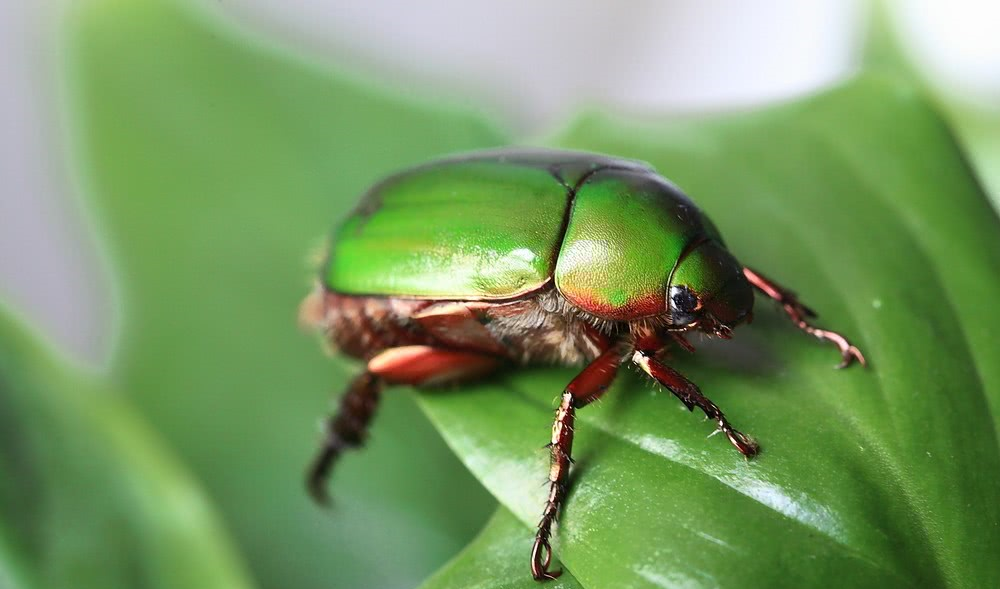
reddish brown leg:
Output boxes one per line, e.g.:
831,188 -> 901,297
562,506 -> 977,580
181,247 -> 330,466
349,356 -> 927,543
743,266 -> 866,368
367,345 -> 499,386
632,349 -> 759,457
307,346 -> 499,505
532,347 -> 622,581
307,372 -> 383,504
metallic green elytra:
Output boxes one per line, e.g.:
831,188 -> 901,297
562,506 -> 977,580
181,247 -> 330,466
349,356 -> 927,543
325,148 -> 752,323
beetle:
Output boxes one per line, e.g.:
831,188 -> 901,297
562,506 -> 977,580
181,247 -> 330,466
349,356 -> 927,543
300,147 -> 865,581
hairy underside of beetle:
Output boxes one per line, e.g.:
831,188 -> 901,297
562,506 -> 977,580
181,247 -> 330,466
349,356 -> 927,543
300,285 -> 610,370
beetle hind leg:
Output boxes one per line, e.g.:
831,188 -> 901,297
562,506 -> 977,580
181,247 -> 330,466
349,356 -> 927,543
307,346 -> 500,505
307,372 -> 383,505
743,266 -> 866,368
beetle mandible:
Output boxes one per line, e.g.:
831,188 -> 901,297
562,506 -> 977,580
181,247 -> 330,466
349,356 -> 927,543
300,148 -> 866,581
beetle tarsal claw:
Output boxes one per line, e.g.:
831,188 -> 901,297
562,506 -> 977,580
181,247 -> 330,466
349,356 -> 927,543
305,458 -> 334,507
721,426 -> 759,458
530,537 -> 562,581
836,344 -> 867,369
808,327 -> 866,369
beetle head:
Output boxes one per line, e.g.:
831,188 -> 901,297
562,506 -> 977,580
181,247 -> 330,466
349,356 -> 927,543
667,239 -> 753,336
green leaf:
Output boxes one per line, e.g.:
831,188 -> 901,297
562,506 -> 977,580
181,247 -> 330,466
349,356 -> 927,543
418,76 -> 1000,588
0,308 -> 253,589
418,507 -> 582,589
65,1 -> 504,587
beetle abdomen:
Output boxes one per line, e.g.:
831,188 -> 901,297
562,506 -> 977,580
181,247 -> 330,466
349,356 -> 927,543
300,289 -> 436,358
302,288 -> 603,367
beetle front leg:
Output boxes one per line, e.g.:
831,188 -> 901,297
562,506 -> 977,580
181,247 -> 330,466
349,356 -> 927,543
743,266 -> 866,368
532,347 -> 623,581
632,349 -> 758,457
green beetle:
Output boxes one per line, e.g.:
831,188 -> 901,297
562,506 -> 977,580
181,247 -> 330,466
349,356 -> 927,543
301,147 -> 865,581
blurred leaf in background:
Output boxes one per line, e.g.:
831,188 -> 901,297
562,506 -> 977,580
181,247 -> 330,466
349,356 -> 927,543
419,76 -> 1000,587
37,0 -> 1000,587
948,108 -> 1000,211
0,308 -> 253,589
66,0 -> 502,587
867,0 -> 1000,213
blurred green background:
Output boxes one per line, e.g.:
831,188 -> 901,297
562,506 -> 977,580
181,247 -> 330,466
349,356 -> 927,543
65,2 -> 502,588
2,0 -> 1000,588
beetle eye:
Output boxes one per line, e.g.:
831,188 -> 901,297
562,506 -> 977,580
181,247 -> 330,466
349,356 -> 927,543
669,285 -> 701,319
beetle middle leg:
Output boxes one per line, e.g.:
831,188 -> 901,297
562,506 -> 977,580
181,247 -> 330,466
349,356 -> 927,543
532,346 -> 623,581
743,266 -> 865,368
632,347 -> 758,457
307,345 -> 499,505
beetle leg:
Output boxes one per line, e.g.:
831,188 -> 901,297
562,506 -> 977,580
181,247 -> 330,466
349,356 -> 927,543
743,266 -> 866,369
367,345 -> 500,386
532,347 -> 623,581
632,350 -> 759,457
307,372 -> 383,505
307,346 -> 499,505
411,302 -> 509,356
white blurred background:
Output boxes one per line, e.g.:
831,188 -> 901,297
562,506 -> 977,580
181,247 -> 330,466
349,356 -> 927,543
2,0 -> 998,364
